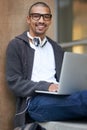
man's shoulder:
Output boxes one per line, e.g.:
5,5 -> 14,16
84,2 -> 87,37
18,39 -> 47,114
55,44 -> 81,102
46,36 -> 57,44
15,31 -> 27,40
46,36 -> 62,49
8,31 -> 28,46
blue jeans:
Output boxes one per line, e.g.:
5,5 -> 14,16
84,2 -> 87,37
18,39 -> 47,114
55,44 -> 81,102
28,91 -> 87,122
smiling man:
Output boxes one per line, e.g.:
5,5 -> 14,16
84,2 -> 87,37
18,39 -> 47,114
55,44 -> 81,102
6,2 -> 87,128
27,3 -> 52,38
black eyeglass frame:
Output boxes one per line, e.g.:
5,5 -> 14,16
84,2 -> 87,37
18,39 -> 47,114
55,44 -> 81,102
29,13 -> 52,21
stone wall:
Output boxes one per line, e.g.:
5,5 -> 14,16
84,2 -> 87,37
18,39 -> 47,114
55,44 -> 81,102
0,0 -> 55,130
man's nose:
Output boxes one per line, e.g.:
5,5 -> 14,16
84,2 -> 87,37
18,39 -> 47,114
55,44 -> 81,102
39,16 -> 44,22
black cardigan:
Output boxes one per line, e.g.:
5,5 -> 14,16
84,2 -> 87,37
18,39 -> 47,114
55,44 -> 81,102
6,31 -> 64,127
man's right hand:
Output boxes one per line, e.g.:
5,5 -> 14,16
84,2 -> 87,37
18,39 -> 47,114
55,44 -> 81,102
48,83 -> 59,92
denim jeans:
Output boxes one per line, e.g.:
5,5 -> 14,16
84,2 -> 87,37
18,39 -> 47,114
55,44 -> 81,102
28,91 -> 87,122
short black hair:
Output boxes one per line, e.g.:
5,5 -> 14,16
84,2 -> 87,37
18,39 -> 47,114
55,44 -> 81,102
28,2 -> 51,15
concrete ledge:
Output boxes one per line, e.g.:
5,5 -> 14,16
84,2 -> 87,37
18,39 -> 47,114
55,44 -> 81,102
14,121 -> 87,130
39,121 -> 87,130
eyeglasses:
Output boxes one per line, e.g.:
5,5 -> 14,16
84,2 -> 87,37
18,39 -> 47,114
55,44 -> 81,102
29,13 -> 52,21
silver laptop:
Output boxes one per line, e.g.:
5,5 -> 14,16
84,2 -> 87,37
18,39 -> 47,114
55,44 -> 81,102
35,52 -> 87,95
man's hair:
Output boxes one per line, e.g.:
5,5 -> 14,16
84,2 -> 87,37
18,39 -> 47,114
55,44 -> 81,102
28,2 -> 51,15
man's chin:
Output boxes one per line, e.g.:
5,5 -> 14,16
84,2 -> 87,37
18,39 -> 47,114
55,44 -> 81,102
35,31 -> 45,36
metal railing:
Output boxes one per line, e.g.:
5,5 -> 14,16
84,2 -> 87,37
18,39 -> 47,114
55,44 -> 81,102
59,39 -> 87,49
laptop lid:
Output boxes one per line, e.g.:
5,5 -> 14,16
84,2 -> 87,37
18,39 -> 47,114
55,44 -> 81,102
58,52 -> 87,95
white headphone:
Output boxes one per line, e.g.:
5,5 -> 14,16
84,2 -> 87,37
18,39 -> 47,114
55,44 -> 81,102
27,32 -> 47,47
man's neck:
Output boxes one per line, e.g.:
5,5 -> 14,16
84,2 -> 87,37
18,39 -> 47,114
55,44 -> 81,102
29,31 -> 45,41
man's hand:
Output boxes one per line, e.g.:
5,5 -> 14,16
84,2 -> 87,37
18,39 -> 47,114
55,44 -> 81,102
48,83 -> 59,92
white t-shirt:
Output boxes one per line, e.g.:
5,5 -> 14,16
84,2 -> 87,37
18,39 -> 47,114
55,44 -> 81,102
27,32 -> 58,84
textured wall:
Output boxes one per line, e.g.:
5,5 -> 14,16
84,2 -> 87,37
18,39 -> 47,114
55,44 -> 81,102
0,0 -> 55,130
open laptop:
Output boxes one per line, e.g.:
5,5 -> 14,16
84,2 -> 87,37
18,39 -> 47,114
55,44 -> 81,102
35,52 -> 87,95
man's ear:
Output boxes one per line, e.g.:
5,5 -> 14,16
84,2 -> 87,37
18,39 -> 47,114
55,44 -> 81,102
26,16 -> 30,24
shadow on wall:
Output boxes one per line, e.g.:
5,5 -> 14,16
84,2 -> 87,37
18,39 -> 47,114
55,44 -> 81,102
0,45 -> 16,130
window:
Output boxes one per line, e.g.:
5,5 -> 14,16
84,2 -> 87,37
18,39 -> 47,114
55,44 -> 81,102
57,0 -> 87,53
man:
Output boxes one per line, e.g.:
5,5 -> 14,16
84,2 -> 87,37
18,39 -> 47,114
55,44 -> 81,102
6,2 -> 87,128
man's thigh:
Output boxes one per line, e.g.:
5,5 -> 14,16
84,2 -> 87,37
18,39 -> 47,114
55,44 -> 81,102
28,91 -> 87,121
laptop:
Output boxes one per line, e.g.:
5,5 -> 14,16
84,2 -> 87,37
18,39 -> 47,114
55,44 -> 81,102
35,52 -> 87,95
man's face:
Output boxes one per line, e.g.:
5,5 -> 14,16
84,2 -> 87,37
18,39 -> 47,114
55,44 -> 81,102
27,6 -> 52,38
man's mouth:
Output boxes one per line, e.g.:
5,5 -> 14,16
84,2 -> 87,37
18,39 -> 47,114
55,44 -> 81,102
36,24 -> 46,30
38,25 -> 45,29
